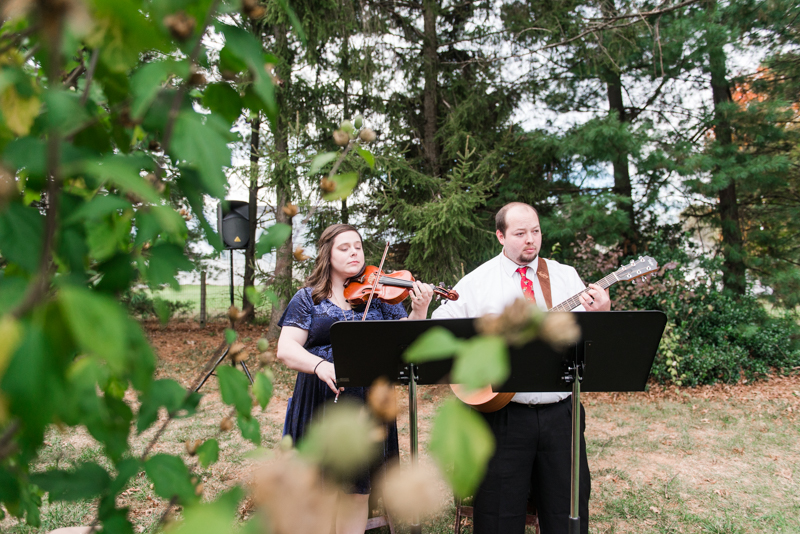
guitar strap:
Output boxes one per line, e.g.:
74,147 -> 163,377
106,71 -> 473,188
536,256 -> 553,309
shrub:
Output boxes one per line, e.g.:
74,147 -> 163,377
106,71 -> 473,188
563,231 -> 800,385
121,289 -> 193,321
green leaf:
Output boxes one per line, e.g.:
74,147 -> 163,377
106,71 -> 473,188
196,439 -> 220,467
30,463 -> 110,502
93,0 -> 171,71
59,285 -> 128,372
43,89 -> 89,134
82,155 -> 160,204
309,152 -> 338,175
203,83 -> 242,125
65,195 -> 132,225
144,454 -> 198,505
1,324 -> 63,455
237,415 -> 261,446
219,25 -> 277,125
224,329 -> 237,344
355,146 -> 375,169
256,223 -> 291,257
85,210 -> 132,262
3,137 -> 46,179
146,243 -> 195,289
130,61 -> 180,119
0,202 -> 43,273
0,276 -> 27,315
95,253 -> 136,293
428,398 -> 495,498
137,379 -> 187,433
322,172 -> 358,201
253,372 -> 273,410
216,366 -> 251,417
404,326 -> 464,363
170,111 -> 233,199
166,488 -> 242,534
451,336 -> 509,391
151,205 -> 187,241
244,286 -> 262,307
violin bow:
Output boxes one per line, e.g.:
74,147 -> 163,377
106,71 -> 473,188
361,240 -> 390,320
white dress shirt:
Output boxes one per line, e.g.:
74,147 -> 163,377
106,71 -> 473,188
432,250 -> 587,404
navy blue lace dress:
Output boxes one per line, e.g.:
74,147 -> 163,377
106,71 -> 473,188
278,287 -> 406,494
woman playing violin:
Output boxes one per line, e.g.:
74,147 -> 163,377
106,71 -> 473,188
276,223 -> 433,534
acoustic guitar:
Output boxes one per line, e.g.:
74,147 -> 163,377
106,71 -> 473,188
450,256 -> 659,412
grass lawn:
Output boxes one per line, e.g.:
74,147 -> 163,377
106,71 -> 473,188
2,321 -> 798,533
146,285 -> 274,320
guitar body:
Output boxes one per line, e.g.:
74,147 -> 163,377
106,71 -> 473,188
448,256 -> 659,413
450,384 -> 515,413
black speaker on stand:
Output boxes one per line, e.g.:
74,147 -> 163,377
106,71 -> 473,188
217,200 -> 250,306
196,200 -> 254,389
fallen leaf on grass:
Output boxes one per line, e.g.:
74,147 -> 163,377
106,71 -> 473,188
649,506 -> 660,514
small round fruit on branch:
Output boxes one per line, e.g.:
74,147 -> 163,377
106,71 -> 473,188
333,129 -> 350,146
293,247 -> 310,262
320,177 -> 337,193
282,203 -> 299,217
359,128 -> 376,144
163,11 -> 196,41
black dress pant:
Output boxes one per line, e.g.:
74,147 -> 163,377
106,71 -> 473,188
473,399 -> 591,534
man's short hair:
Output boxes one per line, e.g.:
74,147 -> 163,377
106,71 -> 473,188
495,202 -> 539,235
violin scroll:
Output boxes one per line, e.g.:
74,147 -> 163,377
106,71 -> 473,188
433,286 -> 459,301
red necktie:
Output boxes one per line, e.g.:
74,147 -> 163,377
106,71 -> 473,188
516,266 -> 536,303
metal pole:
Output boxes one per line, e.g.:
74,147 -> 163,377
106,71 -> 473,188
409,363 -> 422,534
568,364 -> 581,534
199,270 -> 207,327
229,249 -> 234,307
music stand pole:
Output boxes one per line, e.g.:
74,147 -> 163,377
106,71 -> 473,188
568,355 -> 582,534
408,363 -> 422,534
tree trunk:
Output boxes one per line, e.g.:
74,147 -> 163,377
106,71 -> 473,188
242,115 -> 261,321
268,24 -> 294,339
606,74 -> 638,252
601,0 -> 638,252
422,0 -> 439,177
707,0 -> 746,294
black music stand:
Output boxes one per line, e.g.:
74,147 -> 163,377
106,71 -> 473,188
331,311 -> 666,534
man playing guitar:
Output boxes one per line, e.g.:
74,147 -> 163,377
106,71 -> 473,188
432,202 -> 610,534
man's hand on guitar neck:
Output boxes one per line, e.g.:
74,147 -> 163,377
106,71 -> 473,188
578,282 -> 611,311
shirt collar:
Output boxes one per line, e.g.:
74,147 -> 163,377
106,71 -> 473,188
499,249 -> 539,278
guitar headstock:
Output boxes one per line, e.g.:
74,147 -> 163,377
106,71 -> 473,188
614,256 -> 659,281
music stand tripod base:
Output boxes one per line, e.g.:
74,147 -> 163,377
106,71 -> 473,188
194,345 -> 254,393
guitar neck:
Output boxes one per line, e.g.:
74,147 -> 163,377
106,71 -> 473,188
548,272 -> 619,312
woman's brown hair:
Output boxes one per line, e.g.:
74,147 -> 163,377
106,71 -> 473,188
306,224 -> 363,304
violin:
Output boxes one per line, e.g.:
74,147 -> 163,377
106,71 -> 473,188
343,265 -> 459,305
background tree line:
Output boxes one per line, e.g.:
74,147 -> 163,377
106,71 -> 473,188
225,0 -> 800,379
0,0 -> 799,530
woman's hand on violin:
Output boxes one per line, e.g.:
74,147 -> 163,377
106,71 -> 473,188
314,360 -> 341,394
408,280 -> 434,320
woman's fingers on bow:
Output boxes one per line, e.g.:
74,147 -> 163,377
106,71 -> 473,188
317,361 -> 339,394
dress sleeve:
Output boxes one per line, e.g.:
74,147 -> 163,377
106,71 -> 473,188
378,300 -> 408,321
277,288 -> 314,330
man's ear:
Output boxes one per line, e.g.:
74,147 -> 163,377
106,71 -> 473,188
496,229 -> 505,245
